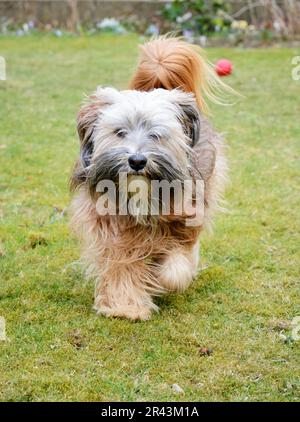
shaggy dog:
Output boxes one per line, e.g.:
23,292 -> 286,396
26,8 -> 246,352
70,37 -> 230,320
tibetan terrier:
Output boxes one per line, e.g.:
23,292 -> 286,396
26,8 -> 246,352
69,37 -> 230,320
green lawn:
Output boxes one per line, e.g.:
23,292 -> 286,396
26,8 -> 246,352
0,34 -> 299,402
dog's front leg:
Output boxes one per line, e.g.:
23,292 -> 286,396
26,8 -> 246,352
93,262 -> 157,321
157,242 -> 200,293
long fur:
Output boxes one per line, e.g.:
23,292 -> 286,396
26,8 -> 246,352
69,36 -> 229,320
129,35 -> 234,113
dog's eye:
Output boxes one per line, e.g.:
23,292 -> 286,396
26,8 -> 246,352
149,133 -> 160,142
114,129 -> 127,138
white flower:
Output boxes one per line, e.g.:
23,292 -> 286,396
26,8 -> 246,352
54,29 -> 62,37
146,24 -> 159,36
97,18 -> 126,34
273,21 -> 281,32
231,20 -> 248,31
199,35 -> 207,47
176,12 -> 192,24
97,18 -> 119,30
239,20 -> 248,30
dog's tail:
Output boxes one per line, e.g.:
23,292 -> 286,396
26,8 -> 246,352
129,36 -> 235,114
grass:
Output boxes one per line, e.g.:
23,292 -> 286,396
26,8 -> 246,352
0,33 -> 299,402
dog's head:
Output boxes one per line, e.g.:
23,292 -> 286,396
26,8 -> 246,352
71,87 -> 215,196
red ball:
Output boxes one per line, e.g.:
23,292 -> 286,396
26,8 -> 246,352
215,59 -> 233,76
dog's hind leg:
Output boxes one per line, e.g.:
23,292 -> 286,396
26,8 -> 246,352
157,242 -> 200,293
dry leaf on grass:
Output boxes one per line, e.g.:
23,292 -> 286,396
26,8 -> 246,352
171,383 -> 184,394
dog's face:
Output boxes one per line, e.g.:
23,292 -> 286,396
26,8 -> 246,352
72,87 -> 204,193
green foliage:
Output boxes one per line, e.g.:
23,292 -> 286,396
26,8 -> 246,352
0,34 -> 299,401
162,0 -> 230,35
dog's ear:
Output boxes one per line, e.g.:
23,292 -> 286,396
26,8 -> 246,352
70,87 -> 119,191
77,87 -> 120,167
77,100 -> 99,168
179,102 -> 201,147
170,91 -> 216,180
168,90 -> 201,147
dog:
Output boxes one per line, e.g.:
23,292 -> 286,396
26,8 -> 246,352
69,37 -> 230,320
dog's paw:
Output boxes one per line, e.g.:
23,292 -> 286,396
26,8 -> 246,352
94,300 -> 153,321
158,252 -> 195,292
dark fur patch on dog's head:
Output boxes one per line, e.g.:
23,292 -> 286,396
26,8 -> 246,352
179,103 -> 201,147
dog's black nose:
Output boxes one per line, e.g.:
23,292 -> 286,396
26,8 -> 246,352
128,154 -> 147,171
